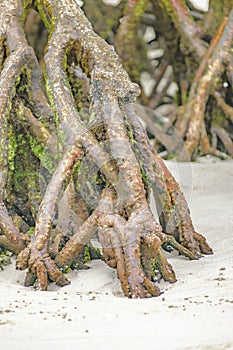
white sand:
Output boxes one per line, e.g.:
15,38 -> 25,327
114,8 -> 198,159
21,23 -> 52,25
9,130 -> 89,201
0,157 -> 233,350
189,0 -> 209,12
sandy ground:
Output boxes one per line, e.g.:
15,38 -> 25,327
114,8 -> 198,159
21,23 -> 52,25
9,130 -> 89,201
0,157 -> 233,350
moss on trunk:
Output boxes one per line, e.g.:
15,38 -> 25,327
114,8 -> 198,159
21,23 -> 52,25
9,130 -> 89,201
0,0 -> 215,297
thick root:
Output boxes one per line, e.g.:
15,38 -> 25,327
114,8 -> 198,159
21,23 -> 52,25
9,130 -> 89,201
0,0 -> 214,299
17,249 -> 70,290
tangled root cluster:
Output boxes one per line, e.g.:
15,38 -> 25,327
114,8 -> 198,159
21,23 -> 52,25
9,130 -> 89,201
0,0 -> 212,298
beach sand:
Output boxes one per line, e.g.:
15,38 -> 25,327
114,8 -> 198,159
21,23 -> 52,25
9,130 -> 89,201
0,157 -> 233,350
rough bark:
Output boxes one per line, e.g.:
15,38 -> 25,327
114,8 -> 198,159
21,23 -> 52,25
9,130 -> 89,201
0,0 -> 212,297
82,0 -> 233,160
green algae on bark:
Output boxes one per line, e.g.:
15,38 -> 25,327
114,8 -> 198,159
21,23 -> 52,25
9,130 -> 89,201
0,0 -> 214,298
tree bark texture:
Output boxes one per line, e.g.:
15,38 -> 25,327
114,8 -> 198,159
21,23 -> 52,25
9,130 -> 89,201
83,0 -> 233,160
0,0 -> 212,298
